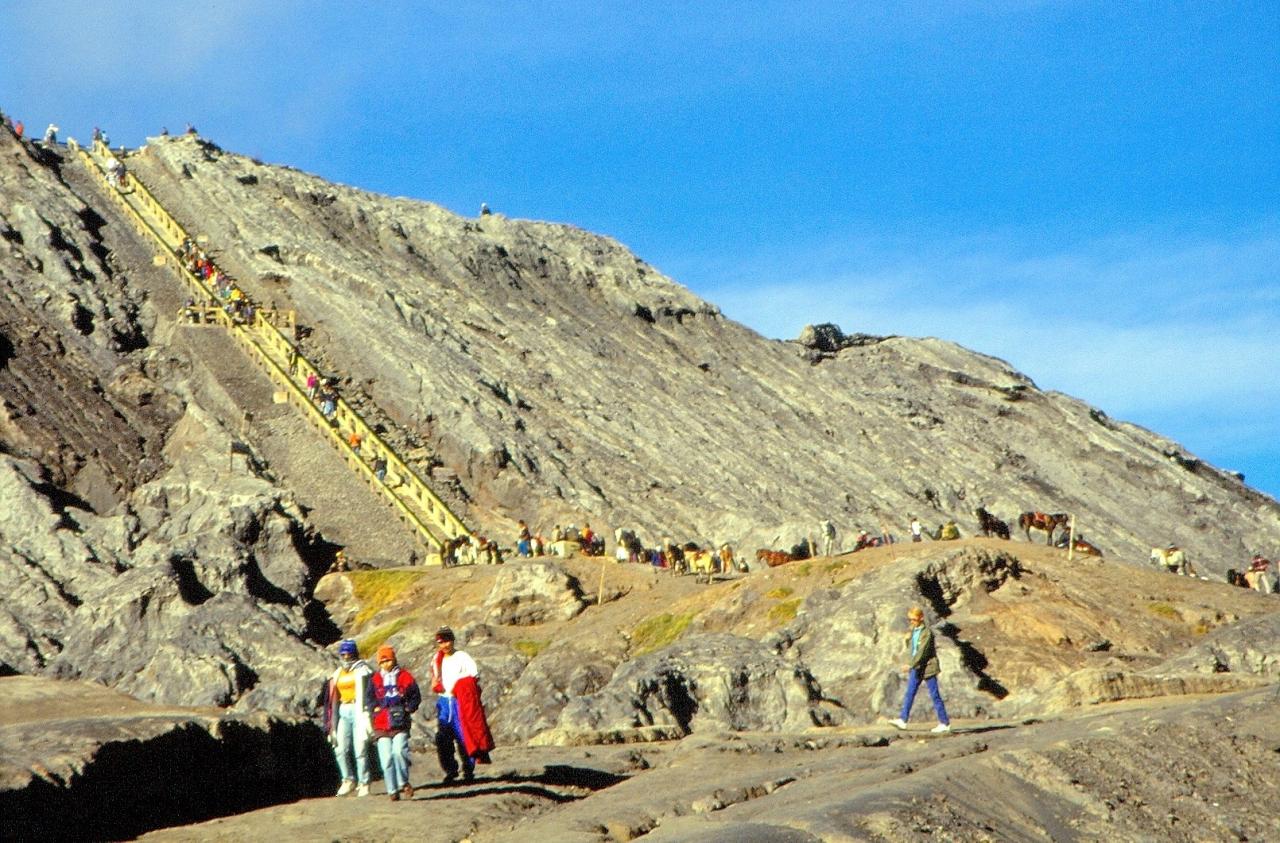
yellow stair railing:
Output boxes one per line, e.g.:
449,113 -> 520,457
72,138 -> 471,560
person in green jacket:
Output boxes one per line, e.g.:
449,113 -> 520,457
889,606 -> 951,733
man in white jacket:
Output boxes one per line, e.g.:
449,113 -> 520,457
323,639 -> 373,796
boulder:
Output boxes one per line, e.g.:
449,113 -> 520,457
482,561 -> 586,625
545,634 -> 823,741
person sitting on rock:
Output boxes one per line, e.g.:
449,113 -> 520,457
939,520 -> 960,541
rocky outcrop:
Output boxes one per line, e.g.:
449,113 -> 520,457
481,562 -> 587,625
546,634 -> 824,742
0,677 -> 332,841
0,407 -> 333,711
1151,611 -> 1280,678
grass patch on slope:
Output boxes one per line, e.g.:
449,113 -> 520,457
765,587 -> 794,599
631,612 -> 697,656
356,616 -> 413,657
347,570 -> 426,628
768,598 -> 802,625
1147,602 -> 1180,621
513,640 -> 548,659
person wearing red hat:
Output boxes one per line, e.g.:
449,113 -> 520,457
370,644 -> 421,801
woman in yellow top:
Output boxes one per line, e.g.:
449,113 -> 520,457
322,639 -> 374,796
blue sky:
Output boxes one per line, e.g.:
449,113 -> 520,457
3,2 -> 1277,498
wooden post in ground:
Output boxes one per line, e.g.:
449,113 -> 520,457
597,555 -> 607,607
1067,514 -> 1076,562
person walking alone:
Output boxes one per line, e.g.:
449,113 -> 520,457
889,606 -> 951,733
322,639 -> 373,797
370,644 -> 421,801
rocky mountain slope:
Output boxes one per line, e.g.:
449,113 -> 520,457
2,124 -> 1279,840
119,133 -> 1280,572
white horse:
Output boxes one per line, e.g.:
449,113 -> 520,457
1150,546 -> 1195,576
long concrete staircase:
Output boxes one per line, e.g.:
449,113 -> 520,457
71,139 -> 471,563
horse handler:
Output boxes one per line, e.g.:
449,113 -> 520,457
888,606 -> 952,733
431,627 -> 495,783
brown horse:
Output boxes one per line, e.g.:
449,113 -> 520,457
755,548 -> 793,568
975,507 -> 1011,540
1019,511 -> 1069,545
1071,538 -> 1103,557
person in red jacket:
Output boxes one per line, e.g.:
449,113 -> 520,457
370,644 -> 421,801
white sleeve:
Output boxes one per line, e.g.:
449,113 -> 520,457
459,651 -> 479,680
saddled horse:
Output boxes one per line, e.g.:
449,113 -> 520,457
975,507 -> 1011,540
1150,546 -> 1194,576
1019,511 -> 1069,545
687,547 -> 716,583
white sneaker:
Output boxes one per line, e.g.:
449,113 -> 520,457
336,780 -> 354,797
931,723 -> 952,733
356,783 -> 370,797
888,718 -> 908,730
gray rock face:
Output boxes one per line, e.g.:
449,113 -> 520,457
0,676 -> 332,840
768,547 -> 1024,723
0,416 -> 332,711
116,134 -> 1278,578
550,634 -> 823,739
488,633 -> 628,744
481,562 -> 587,625
1152,611 -> 1280,678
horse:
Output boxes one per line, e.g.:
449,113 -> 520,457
975,507 -> 1011,540
756,548 -> 793,568
1019,511 -> 1069,545
718,544 -> 735,575
1071,538 -> 1103,557
1150,546 -> 1194,576
687,547 -> 716,583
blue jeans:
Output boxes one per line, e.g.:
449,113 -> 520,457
376,732 -> 411,794
900,669 -> 950,725
333,703 -> 369,784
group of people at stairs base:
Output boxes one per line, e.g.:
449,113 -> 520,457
322,626 -> 494,801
